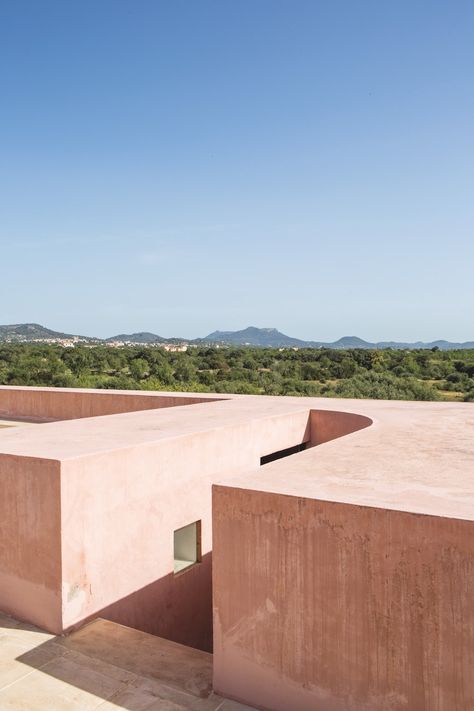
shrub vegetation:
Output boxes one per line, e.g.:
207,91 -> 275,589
0,344 -> 473,402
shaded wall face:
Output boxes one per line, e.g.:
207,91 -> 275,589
97,553 -> 213,652
0,387 -> 221,421
0,455 -> 62,632
213,487 -> 474,711
310,409 -> 372,446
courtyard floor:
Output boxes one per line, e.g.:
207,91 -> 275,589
0,614 -> 254,711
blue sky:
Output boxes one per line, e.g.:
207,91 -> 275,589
1,1 -> 473,340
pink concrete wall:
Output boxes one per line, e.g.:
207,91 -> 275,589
0,386 -> 220,421
0,454 -> 62,632
310,409 -> 372,445
58,409 -> 312,650
213,487 -> 474,711
95,553 -> 214,652
0,386 -> 377,653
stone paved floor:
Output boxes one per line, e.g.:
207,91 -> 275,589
0,614 -> 255,711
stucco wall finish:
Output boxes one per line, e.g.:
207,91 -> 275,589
0,385 -> 221,421
213,487 -> 474,711
58,408 -> 312,648
1,386 -> 472,700
0,386 -> 318,650
0,454 -> 62,631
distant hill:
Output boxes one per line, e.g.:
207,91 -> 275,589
106,332 -> 166,344
202,329 -> 381,349
106,332 -> 189,344
330,336 -> 374,349
202,327 -> 474,350
0,323 -> 473,350
203,327 -> 307,348
0,323 -> 96,342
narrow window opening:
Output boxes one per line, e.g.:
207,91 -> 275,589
260,442 -> 307,466
174,521 -> 201,574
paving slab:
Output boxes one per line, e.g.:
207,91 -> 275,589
0,615 -> 256,711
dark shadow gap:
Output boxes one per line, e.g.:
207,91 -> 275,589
260,442 -> 307,465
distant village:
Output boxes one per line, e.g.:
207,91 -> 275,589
0,334 -> 303,352
1,335 -> 193,351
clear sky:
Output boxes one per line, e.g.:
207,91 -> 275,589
1,1 -> 473,341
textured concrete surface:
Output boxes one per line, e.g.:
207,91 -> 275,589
0,389 -> 315,639
216,399 -> 474,521
0,385 -> 223,423
0,613 -> 256,711
0,390 -> 471,522
213,488 -> 474,711
0,386 -> 472,710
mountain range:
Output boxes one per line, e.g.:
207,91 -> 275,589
202,327 -> 474,350
0,323 -> 473,350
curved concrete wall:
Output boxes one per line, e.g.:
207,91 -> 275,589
310,409 -> 372,445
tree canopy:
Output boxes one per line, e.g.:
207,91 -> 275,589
0,343 -> 473,402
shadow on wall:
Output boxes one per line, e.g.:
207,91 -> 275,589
58,410 -> 371,657
62,410 -> 371,657
66,552 -> 213,654
259,409 -> 373,464
6,409 -> 375,710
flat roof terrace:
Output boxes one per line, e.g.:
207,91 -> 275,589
0,387 -> 472,520
217,398 -> 474,521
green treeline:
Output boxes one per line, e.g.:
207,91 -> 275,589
0,344 -> 473,402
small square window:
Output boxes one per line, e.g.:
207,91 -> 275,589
174,521 -> 201,574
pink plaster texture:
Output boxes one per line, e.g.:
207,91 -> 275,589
0,385 -> 472,711
213,400 -> 474,711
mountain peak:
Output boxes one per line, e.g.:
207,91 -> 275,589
204,327 -> 306,347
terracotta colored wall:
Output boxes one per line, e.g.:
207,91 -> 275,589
310,409 -> 372,445
59,410 -> 312,650
0,454 -> 62,632
213,487 -> 474,711
0,386 -> 220,421
96,552 -> 214,652
0,387 -> 377,655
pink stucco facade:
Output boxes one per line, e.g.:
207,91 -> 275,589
212,400 -> 474,711
0,386 -> 320,647
0,385 -> 472,710
213,489 -> 473,711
